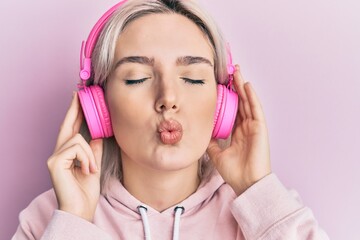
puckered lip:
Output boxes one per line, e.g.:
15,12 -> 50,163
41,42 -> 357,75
157,119 -> 183,133
157,119 -> 183,145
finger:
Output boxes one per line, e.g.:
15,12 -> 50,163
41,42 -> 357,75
244,82 -> 266,122
234,76 -> 246,123
55,92 -> 82,152
56,133 -> 96,171
73,104 -> 84,137
233,65 -> 253,119
206,139 -> 222,165
89,139 -> 103,174
238,97 -> 246,122
49,143 -> 91,175
71,145 -> 91,175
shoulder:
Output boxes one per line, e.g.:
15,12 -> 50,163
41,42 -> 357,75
21,188 -> 58,218
17,189 -> 58,238
201,171 -> 238,203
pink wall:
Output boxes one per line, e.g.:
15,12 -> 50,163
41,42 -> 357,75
1,0 -> 359,239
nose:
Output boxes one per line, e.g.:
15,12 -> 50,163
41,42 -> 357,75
155,79 -> 179,113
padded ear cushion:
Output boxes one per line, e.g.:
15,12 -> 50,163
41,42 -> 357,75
212,84 -> 238,139
213,84 -> 224,136
89,85 -> 113,138
78,87 -> 104,139
213,84 -> 224,126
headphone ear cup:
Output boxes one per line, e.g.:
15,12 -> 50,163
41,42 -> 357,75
78,86 -> 113,139
212,84 -> 238,139
89,86 -> 113,138
213,84 -> 225,136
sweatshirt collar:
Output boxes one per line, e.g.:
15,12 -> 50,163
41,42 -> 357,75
104,171 -> 225,217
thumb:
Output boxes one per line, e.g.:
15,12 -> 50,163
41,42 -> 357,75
89,139 -> 103,174
207,139 -> 222,164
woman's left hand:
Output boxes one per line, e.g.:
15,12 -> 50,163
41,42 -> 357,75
207,64 -> 271,196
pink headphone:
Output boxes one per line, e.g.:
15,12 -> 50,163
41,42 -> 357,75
78,0 -> 238,140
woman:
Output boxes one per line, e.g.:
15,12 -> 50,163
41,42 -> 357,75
13,0 -> 329,239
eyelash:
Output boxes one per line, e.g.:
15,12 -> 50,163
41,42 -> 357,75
125,78 -> 148,85
124,78 -> 205,85
182,78 -> 205,85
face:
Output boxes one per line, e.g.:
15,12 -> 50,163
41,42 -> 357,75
105,13 -> 217,172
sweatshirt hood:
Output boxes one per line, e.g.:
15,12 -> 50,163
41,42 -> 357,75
103,172 -> 226,240
104,171 -> 225,217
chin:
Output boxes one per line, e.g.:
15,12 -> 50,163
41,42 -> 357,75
149,146 -> 203,172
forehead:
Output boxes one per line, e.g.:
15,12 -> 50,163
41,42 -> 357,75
115,13 -> 214,61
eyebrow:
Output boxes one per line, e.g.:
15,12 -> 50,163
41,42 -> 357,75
176,56 -> 213,67
114,56 -> 155,69
114,55 -> 213,69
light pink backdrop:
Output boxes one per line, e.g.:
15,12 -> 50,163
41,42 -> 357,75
1,0 -> 359,239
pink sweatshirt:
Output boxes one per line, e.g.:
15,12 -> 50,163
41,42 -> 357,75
12,173 -> 329,239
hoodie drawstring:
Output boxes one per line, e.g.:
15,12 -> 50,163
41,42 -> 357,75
138,205 -> 185,240
138,206 -> 152,240
173,206 -> 185,240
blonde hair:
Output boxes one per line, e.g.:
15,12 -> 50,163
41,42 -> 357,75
81,0 -> 230,193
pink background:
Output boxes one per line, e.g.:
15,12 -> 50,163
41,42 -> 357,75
1,0 -> 359,239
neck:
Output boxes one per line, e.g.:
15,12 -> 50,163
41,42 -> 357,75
121,154 -> 200,212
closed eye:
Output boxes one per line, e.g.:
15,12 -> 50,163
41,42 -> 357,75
125,78 -> 149,85
181,77 -> 205,85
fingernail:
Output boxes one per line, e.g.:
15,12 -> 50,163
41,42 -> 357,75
72,91 -> 77,99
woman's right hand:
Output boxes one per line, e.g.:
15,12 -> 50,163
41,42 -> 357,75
47,92 -> 103,222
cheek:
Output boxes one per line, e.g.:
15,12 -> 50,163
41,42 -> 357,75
182,88 -> 216,161
106,88 -> 148,138
187,87 -> 217,137
106,93 -> 154,158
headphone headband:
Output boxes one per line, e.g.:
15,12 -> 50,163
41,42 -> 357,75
79,0 -> 235,87
80,0 -> 128,81
77,0 -> 238,140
